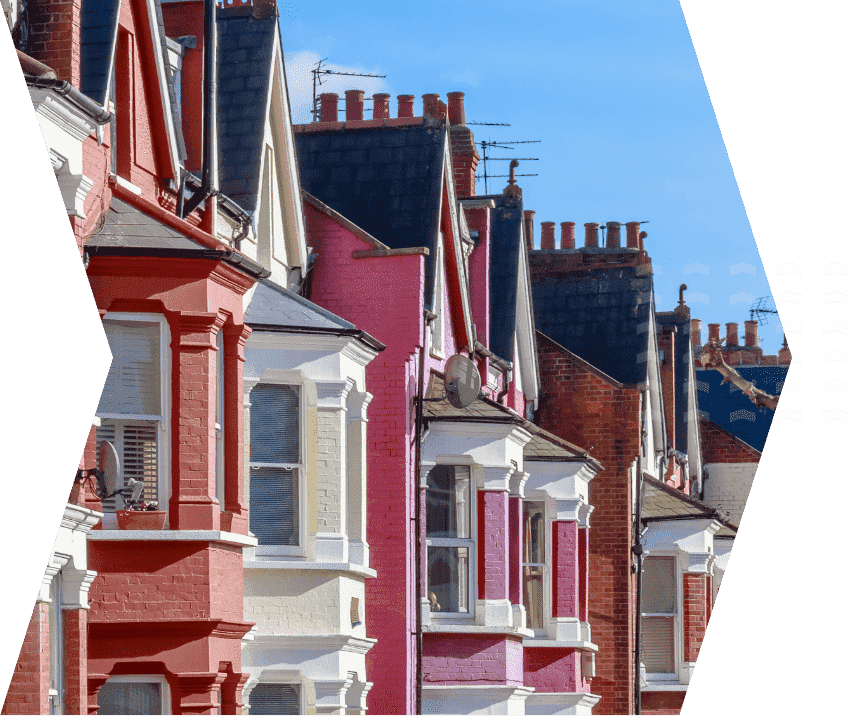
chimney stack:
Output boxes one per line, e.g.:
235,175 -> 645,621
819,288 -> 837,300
726,322 -> 739,346
447,91 -> 466,125
320,93 -> 338,122
626,221 -> 641,248
708,323 -> 720,343
422,93 -> 440,118
373,93 -> 390,119
560,222 -> 576,249
584,223 -> 599,248
691,319 -> 702,348
744,320 -> 759,348
398,95 -> 415,118
541,222 -> 556,250
524,211 -> 536,251
606,221 -> 621,248
345,89 -> 364,121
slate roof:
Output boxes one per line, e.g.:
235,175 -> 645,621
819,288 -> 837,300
217,7 -> 278,211
295,124 -> 447,309
79,0 -> 121,105
695,364 -> 786,452
85,198 -> 205,250
424,373 -> 597,466
657,310 -> 694,455
530,250 -> 654,385
642,475 -> 736,535
246,279 -> 356,331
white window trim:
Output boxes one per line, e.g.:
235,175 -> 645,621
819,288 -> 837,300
426,463 -> 476,620
641,551 -> 683,683
98,675 -> 172,715
215,328 -> 225,512
429,232 -> 446,360
521,498 -> 548,637
248,373 -> 309,559
98,312 -> 172,523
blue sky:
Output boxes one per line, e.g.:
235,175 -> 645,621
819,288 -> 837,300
277,0 -> 785,354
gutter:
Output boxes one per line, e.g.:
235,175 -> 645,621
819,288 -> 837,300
23,74 -> 112,125
245,322 -> 385,354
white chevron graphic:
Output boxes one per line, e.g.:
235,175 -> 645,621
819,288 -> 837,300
820,321 -> 848,335
774,291 -> 800,306
820,351 -> 848,364
776,264 -> 800,276
822,291 -> 848,306
783,380 -> 800,393
820,380 -> 848,393
822,263 -> 848,276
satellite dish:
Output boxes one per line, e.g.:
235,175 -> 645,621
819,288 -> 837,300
444,354 -> 482,409
98,440 -> 121,495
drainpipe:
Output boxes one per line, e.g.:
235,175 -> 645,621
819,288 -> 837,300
633,389 -> 647,714
181,0 -> 218,218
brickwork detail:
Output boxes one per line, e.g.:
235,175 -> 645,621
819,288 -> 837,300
2,604 -> 49,715
700,420 -> 761,463
683,573 -> 708,663
63,609 -> 88,715
552,521 -> 579,618
478,491 -> 509,600
423,635 -> 523,686
523,647 -> 585,693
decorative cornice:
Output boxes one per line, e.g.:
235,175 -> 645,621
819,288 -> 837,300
479,464 -> 516,491
249,634 -> 377,655
509,470 -> 529,498
30,89 -> 98,141
315,378 -> 356,410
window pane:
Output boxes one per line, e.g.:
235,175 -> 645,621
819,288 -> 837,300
99,320 -> 161,416
641,616 -> 675,673
250,385 -> 299,464
427,546 -> 469,613
249,684 -> 300,716
250,467 -> 299,546
97,682 -> 163,715
426,465 -> 470,538
643,556 -> 676,614
523,565 -> 544,629
97,421 -> 158,511
522,501 -> 545,564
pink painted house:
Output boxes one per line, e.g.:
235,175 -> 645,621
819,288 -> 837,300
295,91 -> 601,715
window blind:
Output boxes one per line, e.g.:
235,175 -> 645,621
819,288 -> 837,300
99,320 -> 161,417
249,684 -> 300,716
642,556 -> 676,673
250,384 -> 299,464
249,467 -> 299,546
97,682 -> 163,715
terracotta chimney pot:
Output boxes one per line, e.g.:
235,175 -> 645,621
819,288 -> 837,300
626,221 -> 641,248
398,95 -> 415,118
524,211 -> 536,251
606,221 -> 621,248
373,93 -> 390,119
584,223 -> 599,248
708,323 -> 720,343
560,222 -> 576,249
422,93 -> 440,118
691,319 -> 702,348
345,89 -> 364,121
541,222 -> 556,250
744,320 -> 759,348
320,93 -> 338,123
447,91 -> 466,125
726,322 -> 739,346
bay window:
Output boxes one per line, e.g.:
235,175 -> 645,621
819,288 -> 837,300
97,676 -> 170,715
249,384 -> 301,548
96,314 -> 169,512
522,501 -> 545,632
426,465 -> 472,615
248,684 -> 301,716
641,555 -> 678,675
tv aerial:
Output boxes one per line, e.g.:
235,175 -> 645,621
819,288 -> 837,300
476,139 -> 541,193
311,58 -> 387,122
749,296 -> 779,326
443,354 -> 482,409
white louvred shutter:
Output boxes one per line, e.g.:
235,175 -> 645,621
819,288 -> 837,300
249,684 -> 300,715
99,320 -> 161,416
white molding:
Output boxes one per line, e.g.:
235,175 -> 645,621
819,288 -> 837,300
56,171 -> 93,218
423,684 -> 535,715
509,469 -> 529,498
243,560 -> 376,578
422,622 -> 533,637
315,378 -> 356,410
314,532 -> 349,562
480,465 -> 516,492
87,530 -> 257,547
113,174 -> 142,195
250,634 -> 377,655
475,598 -> 513,627
29,90 -> 98,142
524,691 -> 601,715
523,637 -> 599,653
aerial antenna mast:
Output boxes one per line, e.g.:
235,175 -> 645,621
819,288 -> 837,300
749,296 -> 779,326
476,139 -> 541,194
311,58 -> 387,122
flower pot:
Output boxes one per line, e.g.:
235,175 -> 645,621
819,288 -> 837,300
116,510 -> 167,531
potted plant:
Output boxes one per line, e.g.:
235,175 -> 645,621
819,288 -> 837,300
116,498 -> 167,530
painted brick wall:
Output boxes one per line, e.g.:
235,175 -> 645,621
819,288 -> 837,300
478,491 -> 509,601
536,332 -> 641,715
423,634 -> 523,686
316,411 -> 343,532
683,573 -> 708,663
523,647 -> 585,694
63,609 -> 87,715
552,520 -> 579,618
702,463 -> 757,527
2,604 -> 49,715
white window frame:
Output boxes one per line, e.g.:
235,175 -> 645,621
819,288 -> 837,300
97,675 -> 172,715
426,463 -> 476,619
429,232 -> 446,359
521,499 -> 547,636
48,572 -> 63,715
215,328 -> 225,512
641,552 -> 683,682
249,377 -> 307,558
96,313 -> 171,516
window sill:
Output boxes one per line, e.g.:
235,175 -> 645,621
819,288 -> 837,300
244,559 -> 377,578
423,621 -> 533,637
641,683 -> 688,692
522,636 -> 599,652
88,530 -> 258,547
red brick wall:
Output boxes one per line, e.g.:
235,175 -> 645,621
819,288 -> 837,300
2,604 -> 49,715
536,333 -> 641,715
683,573 -> 708,663
63,609 -> 87,715
448,126 -> 479,198
699,420 -> 761,464
552,521 -> 579,618
26,0 -> 83,86
642,690 -> 686,715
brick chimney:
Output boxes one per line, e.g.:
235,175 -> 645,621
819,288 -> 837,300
708,323 -> 720,343
26,0 -> 83,86
447,92 -> 479,198
560,222 -> 575,249
726,322 -> 739,346
320,93 -> 339,122
626,221 -> 641,248
541,222 -> 556,250
373,93 -> 390,119
345,89 -> 364,121
744,320 -> 759,348
779,335 -> 792,365
447,91 -> 466,125
422,93 -> 440,118
606,221 -> 621,248
524,211 -> 536,251
691,318 -> 702,348
398,95 -> 415,118
584,223 -> 599,248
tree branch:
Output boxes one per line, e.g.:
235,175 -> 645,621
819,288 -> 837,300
699,338 -> 779,411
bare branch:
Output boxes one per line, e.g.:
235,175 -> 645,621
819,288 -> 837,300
699,338 -> 780,411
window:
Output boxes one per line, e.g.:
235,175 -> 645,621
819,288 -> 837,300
249,384 -> 300,547
97,677 -> 170,715
215,329 -> 225,511
96,315 -> 169,512
249,684 -> 300,716
426,465 -> 472,614
429,233 -> 445,358
522,501 -> 545,632
641,556 -> 678,675
48,572 -> 63,715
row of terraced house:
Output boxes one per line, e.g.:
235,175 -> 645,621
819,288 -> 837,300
2,0 -> 787,714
